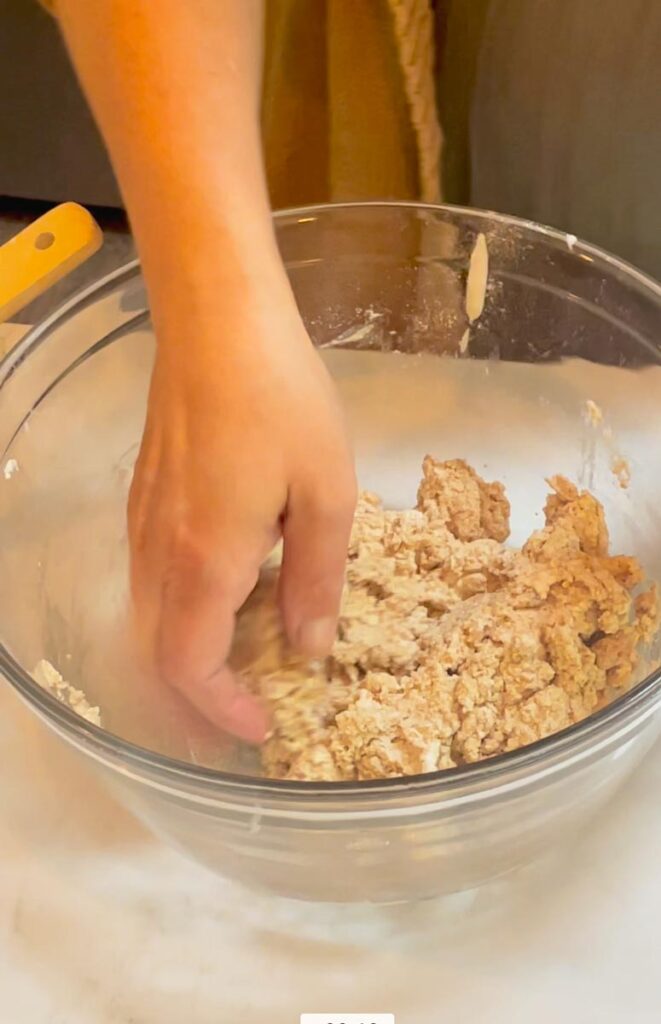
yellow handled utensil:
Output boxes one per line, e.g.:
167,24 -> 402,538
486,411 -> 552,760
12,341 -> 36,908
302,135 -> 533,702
0,202 -> 103,323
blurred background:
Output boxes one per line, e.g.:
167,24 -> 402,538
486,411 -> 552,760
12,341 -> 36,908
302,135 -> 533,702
1,0 -> 660,320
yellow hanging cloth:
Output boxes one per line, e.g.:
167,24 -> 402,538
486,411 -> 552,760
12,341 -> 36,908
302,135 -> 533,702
263,0 -> 441,207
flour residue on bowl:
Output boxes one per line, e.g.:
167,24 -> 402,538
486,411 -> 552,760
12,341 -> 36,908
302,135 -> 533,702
582,398 -> 631,490
32,659 -> 102,726
3,457 -> 19,480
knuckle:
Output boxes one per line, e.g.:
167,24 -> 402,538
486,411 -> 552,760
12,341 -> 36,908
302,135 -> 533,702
169,524 -> 208,570
162,528 -> 258,613
162,533 -> 210,602
304,472 -> 358,528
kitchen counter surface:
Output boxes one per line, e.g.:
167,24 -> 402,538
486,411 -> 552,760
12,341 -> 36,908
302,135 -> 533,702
2,671 -> 661,1023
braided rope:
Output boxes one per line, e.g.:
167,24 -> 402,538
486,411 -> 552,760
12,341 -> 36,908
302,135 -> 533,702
387,0 -> 443,202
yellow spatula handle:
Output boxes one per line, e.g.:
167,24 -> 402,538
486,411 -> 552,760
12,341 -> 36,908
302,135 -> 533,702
0,202 -> 103,323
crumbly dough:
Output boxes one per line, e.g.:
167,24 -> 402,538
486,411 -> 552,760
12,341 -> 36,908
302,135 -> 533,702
32,658 -> 102,727
234,458 -> 658,782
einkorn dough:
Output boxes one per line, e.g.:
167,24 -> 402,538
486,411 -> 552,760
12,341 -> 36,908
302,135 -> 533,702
234,459 -> 658,782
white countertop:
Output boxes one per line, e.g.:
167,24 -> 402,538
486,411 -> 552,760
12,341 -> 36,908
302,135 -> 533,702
2,680 -> 661,1023
2,323 -> 661,1022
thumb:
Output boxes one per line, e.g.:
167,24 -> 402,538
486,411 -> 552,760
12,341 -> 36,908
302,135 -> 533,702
279,475 -> 356,657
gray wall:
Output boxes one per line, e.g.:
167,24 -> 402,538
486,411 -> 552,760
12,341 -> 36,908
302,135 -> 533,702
0,0 -> 121,207
440,0 -> 661,280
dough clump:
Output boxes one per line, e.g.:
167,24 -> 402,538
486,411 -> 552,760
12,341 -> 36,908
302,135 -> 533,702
32,658 -> 102,726
234,458 -> 658,782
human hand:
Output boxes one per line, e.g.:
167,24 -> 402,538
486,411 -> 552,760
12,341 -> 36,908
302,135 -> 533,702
128,284 -> 356,743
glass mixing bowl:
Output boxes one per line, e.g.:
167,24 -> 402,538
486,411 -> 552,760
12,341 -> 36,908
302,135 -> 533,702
2,203 -> 661,904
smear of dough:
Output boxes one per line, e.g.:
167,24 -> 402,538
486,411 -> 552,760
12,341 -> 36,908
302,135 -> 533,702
235,459 -> 658,782
583,399 -> 631,489
584,399 -> 603,426
3,458 -> 19,480
611,456 -> 631,490
32,659 -> 102,726
466,233 -> 489,323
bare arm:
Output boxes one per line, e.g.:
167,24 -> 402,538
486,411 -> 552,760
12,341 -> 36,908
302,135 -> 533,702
56,0 -> 356,740
56,0 -> 282,313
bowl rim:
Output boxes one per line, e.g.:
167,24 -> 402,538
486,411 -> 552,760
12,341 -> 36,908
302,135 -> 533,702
2,199 -> 661,800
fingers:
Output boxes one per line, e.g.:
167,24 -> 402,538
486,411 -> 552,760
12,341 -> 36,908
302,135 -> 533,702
155,539 -> 270,744
172,663 -> 269,745
279,470 -> 357,658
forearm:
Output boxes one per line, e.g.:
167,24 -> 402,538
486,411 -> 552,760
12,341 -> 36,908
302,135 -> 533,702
55,0 -> 284,315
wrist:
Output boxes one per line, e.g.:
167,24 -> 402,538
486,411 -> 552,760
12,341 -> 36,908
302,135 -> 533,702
143,244 -> 301,367
137,207 -> 293,327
